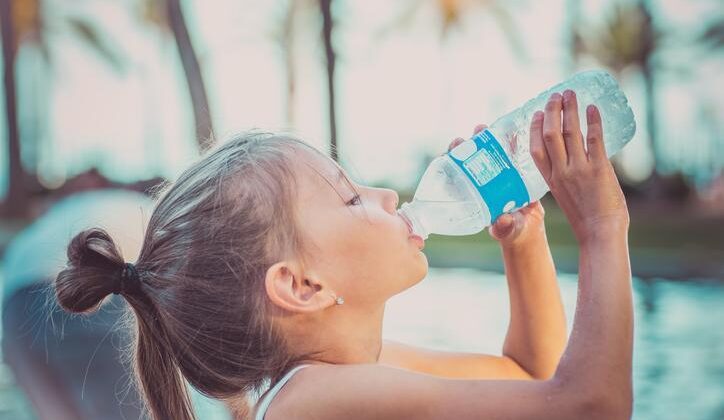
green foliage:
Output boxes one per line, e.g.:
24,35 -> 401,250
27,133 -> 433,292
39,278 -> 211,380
66,17 -> 125,73
574,1 -> 659,73
699,18 -> 724,50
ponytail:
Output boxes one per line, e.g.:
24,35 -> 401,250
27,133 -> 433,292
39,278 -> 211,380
132,293 -> 195,420
55,228 -> 196,420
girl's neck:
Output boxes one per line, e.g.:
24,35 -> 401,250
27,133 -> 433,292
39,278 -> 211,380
285,303 -> 387,365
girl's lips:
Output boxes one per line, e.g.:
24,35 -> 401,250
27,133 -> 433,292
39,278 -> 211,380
409,234 -> 425,250
399,213 -> 424,249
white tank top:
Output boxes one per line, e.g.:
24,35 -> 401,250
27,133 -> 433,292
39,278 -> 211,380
254,364 -> 311,420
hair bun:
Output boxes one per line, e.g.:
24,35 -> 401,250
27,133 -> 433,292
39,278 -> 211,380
55,228 -> 126,313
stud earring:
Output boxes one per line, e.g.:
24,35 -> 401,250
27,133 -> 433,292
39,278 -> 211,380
332,293 -> 345,305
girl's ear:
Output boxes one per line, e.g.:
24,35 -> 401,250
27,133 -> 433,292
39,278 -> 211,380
264,261 -> 332,313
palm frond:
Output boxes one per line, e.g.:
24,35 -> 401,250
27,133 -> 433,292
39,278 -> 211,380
699,18 -> 724,50
66,17 -> 126,73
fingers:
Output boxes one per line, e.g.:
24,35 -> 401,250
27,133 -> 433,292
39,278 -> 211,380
542,93 -> 568,169
536,93 -> 606,171
448,137 -> 465,152
561,90 -> 587,165
444,123 -> 487,155
529,111 -> 552,180
586,105 -> 607,163
489,213 -> 515,240
473,124 -> 488,135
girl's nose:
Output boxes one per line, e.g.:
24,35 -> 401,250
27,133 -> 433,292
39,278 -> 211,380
381,188 -> 399,215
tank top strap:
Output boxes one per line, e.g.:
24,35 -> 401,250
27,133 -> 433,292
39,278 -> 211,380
254,364 -> 312,420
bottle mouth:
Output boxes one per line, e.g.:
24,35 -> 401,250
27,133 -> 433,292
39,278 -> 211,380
398,203 -> 428,240
400,211 -> 412,233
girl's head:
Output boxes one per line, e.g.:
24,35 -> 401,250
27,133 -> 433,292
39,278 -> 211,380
54,132 -> 427,420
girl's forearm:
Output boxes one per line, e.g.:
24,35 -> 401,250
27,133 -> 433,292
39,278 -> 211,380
500,229 -> 567,379
554,226 -> 633,414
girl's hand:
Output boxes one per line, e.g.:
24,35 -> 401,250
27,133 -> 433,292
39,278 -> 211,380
446,124 -> 547,248
529,90 -> 629,243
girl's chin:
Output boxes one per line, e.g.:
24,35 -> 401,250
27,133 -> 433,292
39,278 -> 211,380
411,254 -> 429,281
392,254 -> 428,295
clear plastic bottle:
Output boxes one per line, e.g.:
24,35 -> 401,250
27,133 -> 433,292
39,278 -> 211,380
398,69 -> 636,240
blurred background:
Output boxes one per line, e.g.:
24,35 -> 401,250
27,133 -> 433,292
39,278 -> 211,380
0,0 -> 721,419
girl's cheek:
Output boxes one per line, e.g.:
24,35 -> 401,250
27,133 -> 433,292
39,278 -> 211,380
375,214 -> 399,232
367,211 -> 391,226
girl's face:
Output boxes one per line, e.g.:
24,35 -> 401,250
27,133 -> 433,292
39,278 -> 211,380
294,148 -> 428,306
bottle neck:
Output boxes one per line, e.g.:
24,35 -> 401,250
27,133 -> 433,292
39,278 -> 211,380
398,201 -> 429,240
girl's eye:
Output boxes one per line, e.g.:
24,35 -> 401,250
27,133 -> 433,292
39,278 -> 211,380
346,194 -> 361,206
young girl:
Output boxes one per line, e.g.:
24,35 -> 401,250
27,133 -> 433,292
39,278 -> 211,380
55,90 -> 633,420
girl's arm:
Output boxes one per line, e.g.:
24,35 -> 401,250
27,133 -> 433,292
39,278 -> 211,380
378,230 -> 567,381
500,228 -> 567,379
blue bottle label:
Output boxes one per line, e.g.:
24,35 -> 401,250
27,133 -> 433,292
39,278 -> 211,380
447,129 -> 530,224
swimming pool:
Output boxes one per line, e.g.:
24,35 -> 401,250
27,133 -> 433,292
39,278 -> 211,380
384,268 -> 724,420
1,267 -> 722,419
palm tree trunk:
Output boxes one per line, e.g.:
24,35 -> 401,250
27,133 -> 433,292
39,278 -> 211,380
565,0 -> 581,73
320,0 -> 338,162
0,0 -> 28,217
642,62 -> 658,173
637,0 -> 667,198
641,58 -> 670,199
165,0 -> 214,152
282,0 -> 297,128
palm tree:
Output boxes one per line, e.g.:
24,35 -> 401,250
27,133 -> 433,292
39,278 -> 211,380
565,0 -> 582,73
382,0 -> 526,134
383,0 -> 524,55
696,17 -> 724,187
274,0 -> 335,157
319,0 -> 338,162
280,0 -> 299,127
276,0 -> 299,128
142,0 -> 214,151
0,0 -> 122,217
0,0 -> 24,217
573,0 -> 661,176
314,0 -> 524,165
699,16 -> 724,50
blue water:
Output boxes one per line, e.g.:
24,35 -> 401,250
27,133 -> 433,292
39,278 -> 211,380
1,268 -> 722,419
384,269 -> 724,420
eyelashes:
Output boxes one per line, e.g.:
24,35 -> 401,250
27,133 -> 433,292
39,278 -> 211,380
346,193 -> 362,206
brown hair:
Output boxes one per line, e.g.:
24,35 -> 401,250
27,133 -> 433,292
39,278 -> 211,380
54,132 -> 327,420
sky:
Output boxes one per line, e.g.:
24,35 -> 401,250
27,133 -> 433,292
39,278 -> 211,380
0,0 -> 722,196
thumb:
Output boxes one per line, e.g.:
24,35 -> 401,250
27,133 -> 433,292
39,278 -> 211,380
489,213 -> 515,240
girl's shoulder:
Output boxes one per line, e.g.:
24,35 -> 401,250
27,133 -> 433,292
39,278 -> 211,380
261,363 -> 443,420
262,362 -> 589,420
264,363 -> 436,420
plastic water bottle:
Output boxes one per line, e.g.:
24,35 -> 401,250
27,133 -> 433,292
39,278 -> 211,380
398,69 -> 636,240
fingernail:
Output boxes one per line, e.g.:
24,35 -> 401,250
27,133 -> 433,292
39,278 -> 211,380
586,104 -> 596,119
563,90 -> 575,101
549,92 -> 562,102
533,111 -> 544,121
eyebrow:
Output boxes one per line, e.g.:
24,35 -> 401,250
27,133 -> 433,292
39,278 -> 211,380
335,169 -> 360,194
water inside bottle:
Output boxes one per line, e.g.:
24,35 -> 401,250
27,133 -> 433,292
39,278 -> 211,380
403,199 -> 487,236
